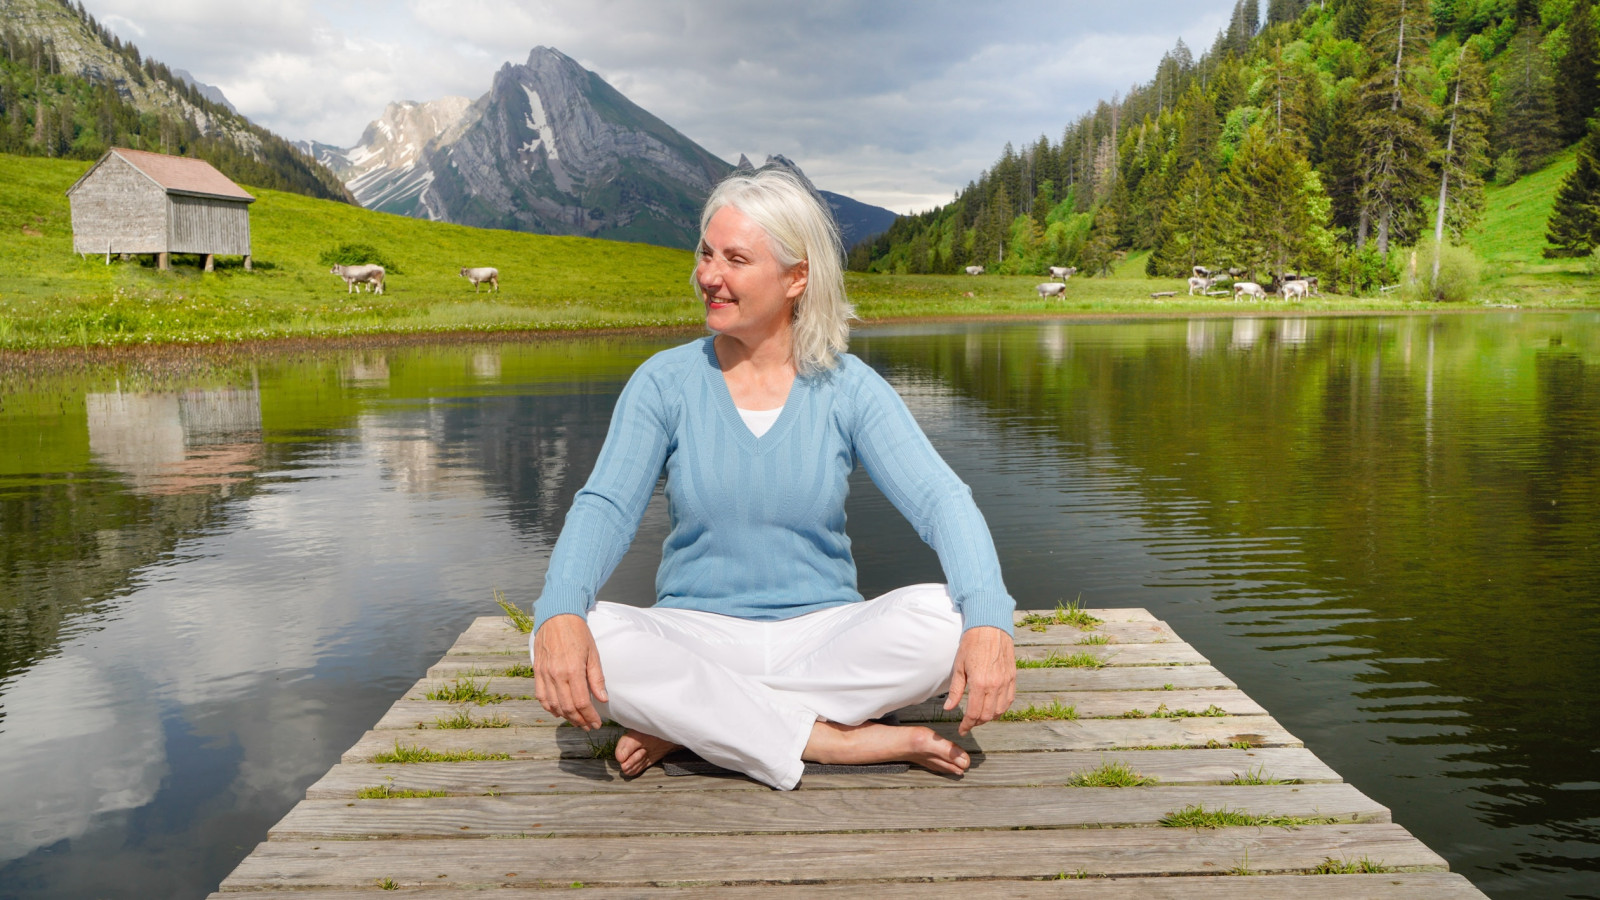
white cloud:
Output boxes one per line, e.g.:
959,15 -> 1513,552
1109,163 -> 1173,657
81,0 -> 1235,211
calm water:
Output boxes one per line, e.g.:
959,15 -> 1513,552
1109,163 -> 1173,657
1,314 -> 1597,899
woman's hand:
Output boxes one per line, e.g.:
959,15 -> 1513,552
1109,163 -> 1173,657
943,625 -> 1016,736
532,614 -> 609,730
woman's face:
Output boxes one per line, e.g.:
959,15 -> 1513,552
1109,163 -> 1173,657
696,206 -> 807,347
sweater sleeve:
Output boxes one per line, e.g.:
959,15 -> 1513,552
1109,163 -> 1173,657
533,362 -> 674,632
847,362 -> 1015,634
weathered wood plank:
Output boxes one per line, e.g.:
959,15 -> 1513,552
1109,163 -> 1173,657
305,748 -> 1340,799
269,783 -> 1387,840
426,642 -> 1206,679
446,615 -> 1179,655
217,826 -> 1449,891
413,663 -> 1236,693
1014,642 -> 1207,665
340,716 -> 1301,763
900,689 -> 1266,722
208,872 -> 1488,899
376,690 -> 1265,731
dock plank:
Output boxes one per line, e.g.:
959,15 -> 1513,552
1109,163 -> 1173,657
209,873 -> 1487,899
427,642 -> 1208,679
375,689 -> 1266,730
305,748 -> 1341,798
446,615 -> 1180,655
341,716 -> 1301,763
269,783 -> 1387,840
216,825 -> 1449,891
413,663 -> 1236,692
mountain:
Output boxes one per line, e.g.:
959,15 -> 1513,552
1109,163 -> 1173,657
172,68 -> 237,114
312,47 -> 899,249
351,46 -> 734,248
299,97 -> 473,219
0,0 -> 350,202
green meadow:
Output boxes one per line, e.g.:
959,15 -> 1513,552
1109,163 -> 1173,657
0,151 -> 1593,352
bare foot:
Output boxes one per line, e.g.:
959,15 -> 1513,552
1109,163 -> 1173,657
614,729 -> 680,776
802,721 -> 971,776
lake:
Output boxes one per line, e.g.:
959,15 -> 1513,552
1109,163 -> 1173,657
1,313 -> 1597,899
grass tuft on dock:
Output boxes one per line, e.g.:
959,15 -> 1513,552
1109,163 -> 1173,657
1017,650 -> 1106,669
495,589 -> 534,634
1017,597 -> 1102,632
1309,856 -> 1395,874
432,709 -> 512,729
1068,760 -> 1159,787
1159,804 -> 1341,829
424,678 -> 511,705
998,700 -> 1080,721
372,741 -> 513,763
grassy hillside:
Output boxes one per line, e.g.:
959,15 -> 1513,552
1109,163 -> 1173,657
1464,149 -> 1596,303
0,153 -> 705,348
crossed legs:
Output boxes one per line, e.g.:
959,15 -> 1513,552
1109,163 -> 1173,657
578,584 -> 966,790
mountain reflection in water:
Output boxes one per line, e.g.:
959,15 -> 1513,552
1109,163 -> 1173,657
0,315 -> 1595,899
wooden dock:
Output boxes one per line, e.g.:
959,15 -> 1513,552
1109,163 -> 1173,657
211,608 -> 1487,897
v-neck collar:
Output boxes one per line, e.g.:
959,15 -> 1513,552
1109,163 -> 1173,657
700,337 -> 804,454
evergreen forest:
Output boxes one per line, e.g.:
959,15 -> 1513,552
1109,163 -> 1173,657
854,0 -> 1600,295
0,0 -> 350,202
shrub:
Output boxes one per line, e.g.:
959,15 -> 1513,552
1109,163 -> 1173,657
1405,239 -> 1480,303
319,243 -> 402,274
1494,150 -> 1521,186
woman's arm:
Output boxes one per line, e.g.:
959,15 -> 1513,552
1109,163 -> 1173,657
532,363 -> 674,729
848,362 -> 1016,732
849,364 -> 1015,633
534,365 -> 674,631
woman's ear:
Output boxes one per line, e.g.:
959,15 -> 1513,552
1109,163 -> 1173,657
785,259 -> 809,300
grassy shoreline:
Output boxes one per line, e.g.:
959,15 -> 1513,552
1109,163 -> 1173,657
3,152 -> 1596,356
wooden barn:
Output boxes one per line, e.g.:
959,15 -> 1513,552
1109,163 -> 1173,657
67,147 -> 255,271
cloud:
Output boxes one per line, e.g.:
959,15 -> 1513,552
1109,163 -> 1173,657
83,0 -> 1234,211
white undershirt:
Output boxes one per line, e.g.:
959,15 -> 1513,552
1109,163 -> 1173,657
736,405 -> 784,438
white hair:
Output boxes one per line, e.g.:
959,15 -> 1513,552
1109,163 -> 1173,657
696,168 -> 854,374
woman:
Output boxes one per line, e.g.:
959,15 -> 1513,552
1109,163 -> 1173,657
532,168 -> 1015,790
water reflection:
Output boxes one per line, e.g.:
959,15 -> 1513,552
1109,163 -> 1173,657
86,386 -> 261,495
0,318 -> 1595,898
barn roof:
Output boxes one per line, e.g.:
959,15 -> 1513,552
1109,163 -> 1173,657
69,148 -> 257,203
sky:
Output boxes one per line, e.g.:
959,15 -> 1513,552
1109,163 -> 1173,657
84,1 -> 1238,213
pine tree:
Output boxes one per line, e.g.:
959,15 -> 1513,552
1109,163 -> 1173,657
1545,125 -> 1600,256
1560,0 -> 1600,143
1354,0 -> 1437,257
1225,125 -> 1330,278
1434,46 -> 1492,244
1495,26 -> 1562,176
1082,204 -> 1123,276
1149,161 -> 1226,276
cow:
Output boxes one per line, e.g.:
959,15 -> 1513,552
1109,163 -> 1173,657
1233,281 -> 1267,301
1188,275 -> 1214,296
964,265 -> 986,275
330,264 -> 385,294
1281,279 -> 1309,301
1048,265 -> 1076,281
460,266 -> 500,292
1036,282 -> 1067,298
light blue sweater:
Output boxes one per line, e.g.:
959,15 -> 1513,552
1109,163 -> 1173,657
533,337 -> 1015,634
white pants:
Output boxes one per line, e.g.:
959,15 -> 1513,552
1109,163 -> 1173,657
542,584 -> 963,790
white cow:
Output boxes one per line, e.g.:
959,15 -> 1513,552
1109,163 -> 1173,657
330,264 -> 385,294
1036,282 -> 1067,298
1233,281 -> 1267,301
460,266 -> 500,292
1188,275 -> 1215,295
964,265 -> 986,275
1048,265 -> 1076,281
1281,280 -> 1309,301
